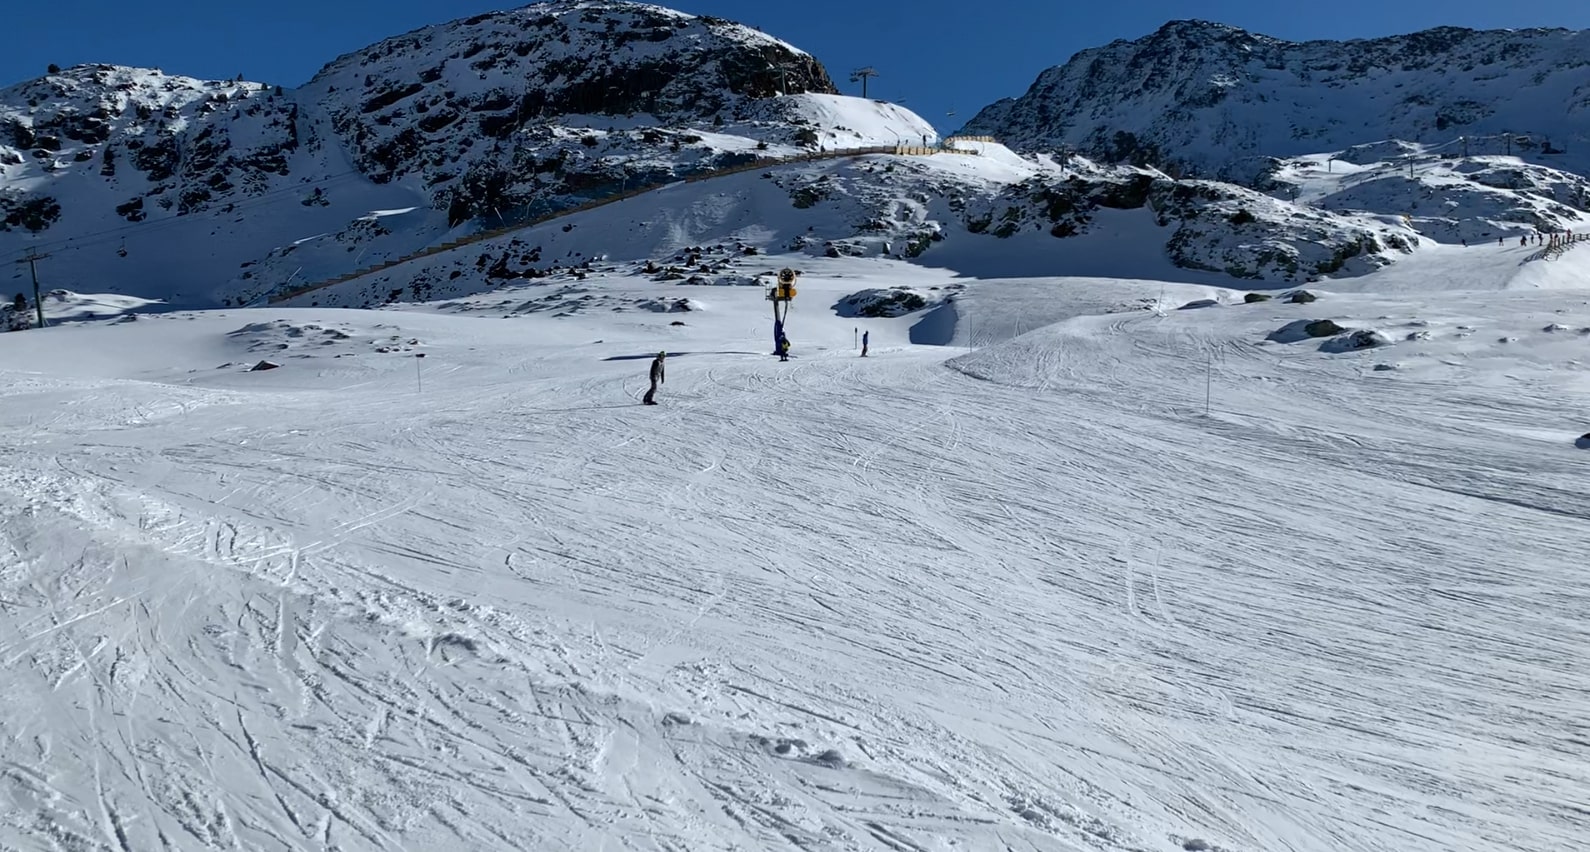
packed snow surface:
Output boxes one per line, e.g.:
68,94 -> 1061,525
2,248 -> 1587,851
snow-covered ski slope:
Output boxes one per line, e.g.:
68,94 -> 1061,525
2,246 -> 1588,851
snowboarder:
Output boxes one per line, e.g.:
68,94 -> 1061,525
861,330 -> 870,357
643,351 -> 665,404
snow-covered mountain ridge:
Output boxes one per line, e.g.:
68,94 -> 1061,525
3,7 -> 1589,306
960,20 -> 1590,179
303,0 -> 837,220
0,1 -> 944,304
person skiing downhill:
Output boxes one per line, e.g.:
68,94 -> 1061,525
861,330 -> 870,357
643,351 -> 665,404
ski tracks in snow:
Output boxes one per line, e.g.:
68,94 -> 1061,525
0,358 -> 1079,851
3,305 -> 1587,851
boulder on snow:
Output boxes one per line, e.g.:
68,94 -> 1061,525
1320,329 -> 1392,352
1285,290 -> 1319,304
0,304 -> 29,332
1577,433 -> 1590,449
806,748 -> 848,769
640,297 -> 697,313
1179,298 -> 1222,310
248,360 -> 281,371
706,273 -> 760,287
834,288 -> 931,318
1267,319 -> 1346,343
1243,292 -> 1273,303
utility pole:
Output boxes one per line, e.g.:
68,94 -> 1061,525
766,62 -> 788,95
14,249 -> 48,328
850,67 -> 879,99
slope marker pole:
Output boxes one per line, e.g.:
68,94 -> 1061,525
1205,351 -> 1212,417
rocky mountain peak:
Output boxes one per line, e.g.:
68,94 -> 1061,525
307,0 -> 832,121
959,23 -> 1590,178
296,0 -> 837,193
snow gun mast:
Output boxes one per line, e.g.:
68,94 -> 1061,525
766,268 -> 798,303
768,268 -> 798,357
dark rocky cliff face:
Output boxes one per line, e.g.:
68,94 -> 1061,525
308,0 -> 835,195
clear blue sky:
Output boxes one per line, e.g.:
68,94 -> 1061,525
5,0 -> 1589,131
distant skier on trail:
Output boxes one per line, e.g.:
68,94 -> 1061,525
643,351 -> 665,404
778,334 -> 791,362
861,329 -> 870,357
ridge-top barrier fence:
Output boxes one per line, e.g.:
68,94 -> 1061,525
1527,231 -> 1589,263
268,140 -> 991,305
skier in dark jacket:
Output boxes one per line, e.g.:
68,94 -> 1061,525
643,351 -> 665,404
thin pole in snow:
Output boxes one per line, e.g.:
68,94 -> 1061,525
1205,351 -> 1212,417
854,326 -> 858,350
280,266 -> 303,298
416,353 -> 425,392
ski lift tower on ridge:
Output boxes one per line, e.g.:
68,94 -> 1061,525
767,267 -> 798,356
